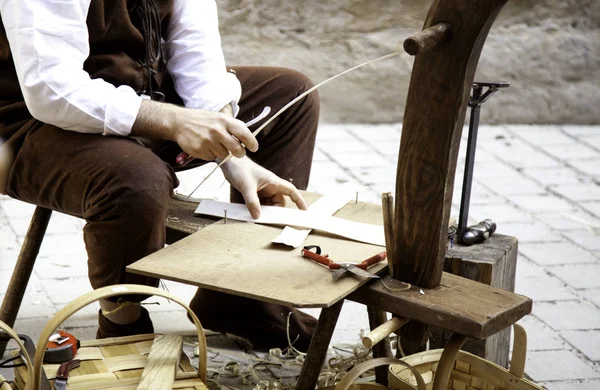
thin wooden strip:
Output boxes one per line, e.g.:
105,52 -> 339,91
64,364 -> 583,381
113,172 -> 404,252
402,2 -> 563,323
68,372 -> 119,388
101,343 -> 142,358
458,353 -> 542,390
195,200 -> 385,246
116,368 -> 145,379
103,354 -> 147,373
450,368 -> 472,383
172,379 -> 209,389
178,352 -> 196,373
509,323 -> 527,378
43,363 -> 60,379
135,340 -> 154,355
176,371 -> 200,380
381,192 -> 395,276
137,335 -> 183,389
272,183 -> 355,248
74,377 -> 140,390
81,334 -> 156,348
75,346 -> 105,361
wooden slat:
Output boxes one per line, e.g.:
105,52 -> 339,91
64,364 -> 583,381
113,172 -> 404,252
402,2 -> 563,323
75,347 -> 105,361
103,354 -> 147,373
137,335 -> 183,389
129,201 -> 387,308
349,273 -> 531,340
81,334 -> 155,348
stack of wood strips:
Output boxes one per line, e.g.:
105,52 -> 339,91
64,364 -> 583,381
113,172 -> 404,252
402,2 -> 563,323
13,334 -> 207,390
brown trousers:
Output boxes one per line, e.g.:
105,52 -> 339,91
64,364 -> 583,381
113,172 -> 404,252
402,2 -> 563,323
6,66 -> 319,296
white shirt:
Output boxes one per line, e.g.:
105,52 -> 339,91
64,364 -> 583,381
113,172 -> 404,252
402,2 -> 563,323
0,0 -> 241,137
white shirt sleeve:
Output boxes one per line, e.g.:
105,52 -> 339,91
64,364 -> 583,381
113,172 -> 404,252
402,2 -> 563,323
0,0 -> 143,136
164,0 -> 241,116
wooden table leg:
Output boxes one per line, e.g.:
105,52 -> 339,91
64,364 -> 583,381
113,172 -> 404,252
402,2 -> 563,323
367,307 -> 392,386
296,300 -> 344,390
0,207 -> 52,357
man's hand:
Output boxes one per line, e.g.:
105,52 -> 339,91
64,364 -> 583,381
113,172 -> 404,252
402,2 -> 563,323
221,157 -> 307,218
131,100 -> 258,161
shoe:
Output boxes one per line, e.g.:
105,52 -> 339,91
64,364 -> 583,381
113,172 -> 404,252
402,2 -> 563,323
96,306 -> 154,339
188,289 -> 317,352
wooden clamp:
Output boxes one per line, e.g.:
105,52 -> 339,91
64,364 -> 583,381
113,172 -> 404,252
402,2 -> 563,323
362,317 -> 408,349
404,22 -> 451,56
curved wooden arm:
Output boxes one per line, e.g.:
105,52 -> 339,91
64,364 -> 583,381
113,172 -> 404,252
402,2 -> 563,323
392,0 -> 509,289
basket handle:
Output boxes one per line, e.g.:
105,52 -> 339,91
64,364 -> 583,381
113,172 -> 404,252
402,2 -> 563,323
26,284 -> 207,390
509,323 -> 527,378
334,357 -> 426,390
0,320 -> 34,384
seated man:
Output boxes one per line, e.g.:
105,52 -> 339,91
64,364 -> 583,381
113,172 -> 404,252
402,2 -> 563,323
0,0 -> 319,351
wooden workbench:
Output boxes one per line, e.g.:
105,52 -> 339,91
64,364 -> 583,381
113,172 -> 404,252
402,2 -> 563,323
127,196 -> 532,390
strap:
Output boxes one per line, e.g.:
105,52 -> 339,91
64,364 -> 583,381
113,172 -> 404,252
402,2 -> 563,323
27,284 -> 207,390
335,357 -> 426,390
0,320 -> 33,383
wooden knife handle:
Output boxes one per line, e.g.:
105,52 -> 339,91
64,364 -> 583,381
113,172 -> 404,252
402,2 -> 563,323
358,251 -> 387,269
301,248 -> 338,269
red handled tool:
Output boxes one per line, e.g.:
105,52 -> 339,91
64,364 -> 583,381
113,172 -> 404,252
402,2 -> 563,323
54,359 -> 81,390
301,245 -> 386,280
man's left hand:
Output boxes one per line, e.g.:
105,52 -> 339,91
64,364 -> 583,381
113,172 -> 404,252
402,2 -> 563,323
221,156 -> 307,219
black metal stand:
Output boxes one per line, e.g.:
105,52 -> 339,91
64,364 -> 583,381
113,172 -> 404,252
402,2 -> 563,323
458,82 -> 509,244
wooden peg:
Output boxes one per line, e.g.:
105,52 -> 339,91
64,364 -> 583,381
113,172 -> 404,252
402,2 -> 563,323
362,317 -> 409,349
404,22 -> 451,56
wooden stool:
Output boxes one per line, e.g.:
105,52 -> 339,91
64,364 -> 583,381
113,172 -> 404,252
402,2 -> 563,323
0,198 -> 213,357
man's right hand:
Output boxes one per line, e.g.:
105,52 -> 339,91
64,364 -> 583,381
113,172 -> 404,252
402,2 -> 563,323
131,100 -> 259,161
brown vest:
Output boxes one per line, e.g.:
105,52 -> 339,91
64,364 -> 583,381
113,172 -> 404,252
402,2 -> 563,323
0,0 -> 177,163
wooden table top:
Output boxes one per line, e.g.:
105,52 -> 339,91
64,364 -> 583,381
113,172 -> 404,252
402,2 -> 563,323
135,194 -> 532,340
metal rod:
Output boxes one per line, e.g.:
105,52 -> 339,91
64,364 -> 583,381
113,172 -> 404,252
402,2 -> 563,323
457,86 -> 482,243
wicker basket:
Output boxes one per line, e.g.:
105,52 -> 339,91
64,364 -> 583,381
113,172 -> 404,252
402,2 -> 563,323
3,284 -> 208,390
328,325 -> 542,390
388,325 -> 543,390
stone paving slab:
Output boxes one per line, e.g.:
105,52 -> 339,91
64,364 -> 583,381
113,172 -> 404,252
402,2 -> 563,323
1,124 -> 600,386
519,242 -> 599,265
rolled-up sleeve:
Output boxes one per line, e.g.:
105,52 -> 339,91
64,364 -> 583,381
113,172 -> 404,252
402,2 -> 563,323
0,0 -> 143,136
164,0 -> 241,115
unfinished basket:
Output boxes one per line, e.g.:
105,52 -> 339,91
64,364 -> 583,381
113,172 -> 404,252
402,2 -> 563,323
388,324 -> 543,390
7,284 -> 208,390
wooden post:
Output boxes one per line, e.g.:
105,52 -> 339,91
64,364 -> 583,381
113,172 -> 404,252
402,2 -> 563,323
392,0 -> 509,289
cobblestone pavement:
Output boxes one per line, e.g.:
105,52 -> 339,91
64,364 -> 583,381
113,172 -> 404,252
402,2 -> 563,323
1,124 -> 599,389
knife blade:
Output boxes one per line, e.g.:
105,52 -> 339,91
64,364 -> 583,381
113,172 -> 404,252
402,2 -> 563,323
332,264 -> 380,281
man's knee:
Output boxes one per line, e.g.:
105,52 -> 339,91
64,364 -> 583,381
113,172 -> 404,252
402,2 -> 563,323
84,151 -> 176,221
278,68 -> 320,114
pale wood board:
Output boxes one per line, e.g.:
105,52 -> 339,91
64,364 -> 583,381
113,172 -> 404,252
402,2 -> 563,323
137,335 -> 183,389
128,201 -> 387,308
